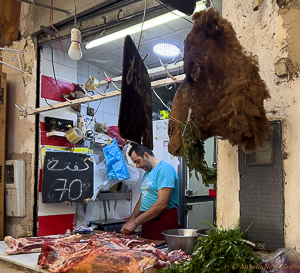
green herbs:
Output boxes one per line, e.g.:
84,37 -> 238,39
158,222 -> 261,273
179,116 -> 216,186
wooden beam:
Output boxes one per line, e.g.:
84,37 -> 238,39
18,74 -> 185,116
0,72 -> 7,240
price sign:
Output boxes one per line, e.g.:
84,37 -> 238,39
42,152 -> 93,203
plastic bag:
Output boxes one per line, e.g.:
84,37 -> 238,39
74,203 -> 89,229
103,138 -> 130,180
92,159 -> 119,200
106,126 -> 124,147
262,247 -> 300,273
121,145 -> 140,187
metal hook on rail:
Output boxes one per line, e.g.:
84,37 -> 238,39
104,71 -> 120,91
27,102 -> 37,112
44,98 -> 53,108
61,94 -> 74,103
117,9 -> 123,20
83,88 -> 93,99
159,58 -> 177,81
94,86 -> 107,97
14,104 -> 27,116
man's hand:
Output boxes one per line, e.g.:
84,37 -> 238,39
120,220 -> 137,235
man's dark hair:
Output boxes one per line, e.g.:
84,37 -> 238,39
128,144 -> 154,157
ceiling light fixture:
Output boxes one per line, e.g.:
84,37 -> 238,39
85,1 -> 207,50
68,0 -> 83,61
153,43 -> 180,57
68,28 -> 83,60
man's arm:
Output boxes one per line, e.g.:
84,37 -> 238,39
120,194 -> 142,234
127,194 -> 142,222
121,187 -> 173,234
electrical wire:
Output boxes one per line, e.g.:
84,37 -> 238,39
137,0 -> 147,51
84,83 -> 109,138
29,0 -> 62,36
48,44 -> 58,85
210,0 -> 216,9
73,0 -> 77,27
153,89 -> 171,111
154,0 -> 193,24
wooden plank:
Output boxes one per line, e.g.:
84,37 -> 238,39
21,75 -> 185,116
0,72 -> 7,240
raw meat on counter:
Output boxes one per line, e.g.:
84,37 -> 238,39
133,243 -> 190,269
38,232 -> 190,272
4,234 -> 82,255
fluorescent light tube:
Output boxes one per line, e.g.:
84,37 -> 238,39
85,1 -> 206,49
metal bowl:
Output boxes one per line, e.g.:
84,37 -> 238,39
162,229 -> 199,255
196,228 -> 212,236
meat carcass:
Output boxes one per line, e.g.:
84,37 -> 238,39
132,243 -> 190,269
38,234 -> 158,273
4,234 -> 82,254
168,250 -> 190,263
168,8 -> 270,155
38,232 -> 191,272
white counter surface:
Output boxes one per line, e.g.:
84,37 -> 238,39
0,241 -> 48,272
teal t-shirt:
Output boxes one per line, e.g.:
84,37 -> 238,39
139,161 -> 179,211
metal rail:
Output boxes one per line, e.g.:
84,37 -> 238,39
15,0 -> 70,14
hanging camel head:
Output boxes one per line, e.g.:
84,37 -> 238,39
168,8 -> 270,156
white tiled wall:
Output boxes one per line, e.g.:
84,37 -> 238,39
41,47 -> 77,82
77,61 -> 130,222
38,47 -> 79,222
77,61 -> 120,127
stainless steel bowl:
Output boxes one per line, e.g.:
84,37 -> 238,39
196,228 -> 212,236
162,229 -> 199,255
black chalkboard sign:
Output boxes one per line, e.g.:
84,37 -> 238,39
42,152 -> 93,203
118,35 -> 153,150
160,0 -> 196,15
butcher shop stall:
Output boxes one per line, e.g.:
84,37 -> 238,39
0,0 -> 222,272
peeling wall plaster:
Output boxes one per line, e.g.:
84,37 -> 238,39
3,5 -> 37,237
279,6 -> 300,77
217,0 -> 300,250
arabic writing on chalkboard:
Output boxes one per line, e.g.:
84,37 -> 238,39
42,152 -> 93,203
46,157 -> 90,172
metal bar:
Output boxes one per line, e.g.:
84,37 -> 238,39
0,61 -> 25,73
102,200 -> 107,221
97,192 -> 131,201
0,48 -> 24,53
15,0 -> 70,14
40,26 -> 60,37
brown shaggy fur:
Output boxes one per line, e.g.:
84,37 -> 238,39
168,8 -> 270,156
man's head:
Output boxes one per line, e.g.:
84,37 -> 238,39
128,144 -> 154,172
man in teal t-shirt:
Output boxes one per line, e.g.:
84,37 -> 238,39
121,144 -> 179,240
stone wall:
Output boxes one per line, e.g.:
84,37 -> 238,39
217,0 -> 300,250
3,3 -> 37,237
